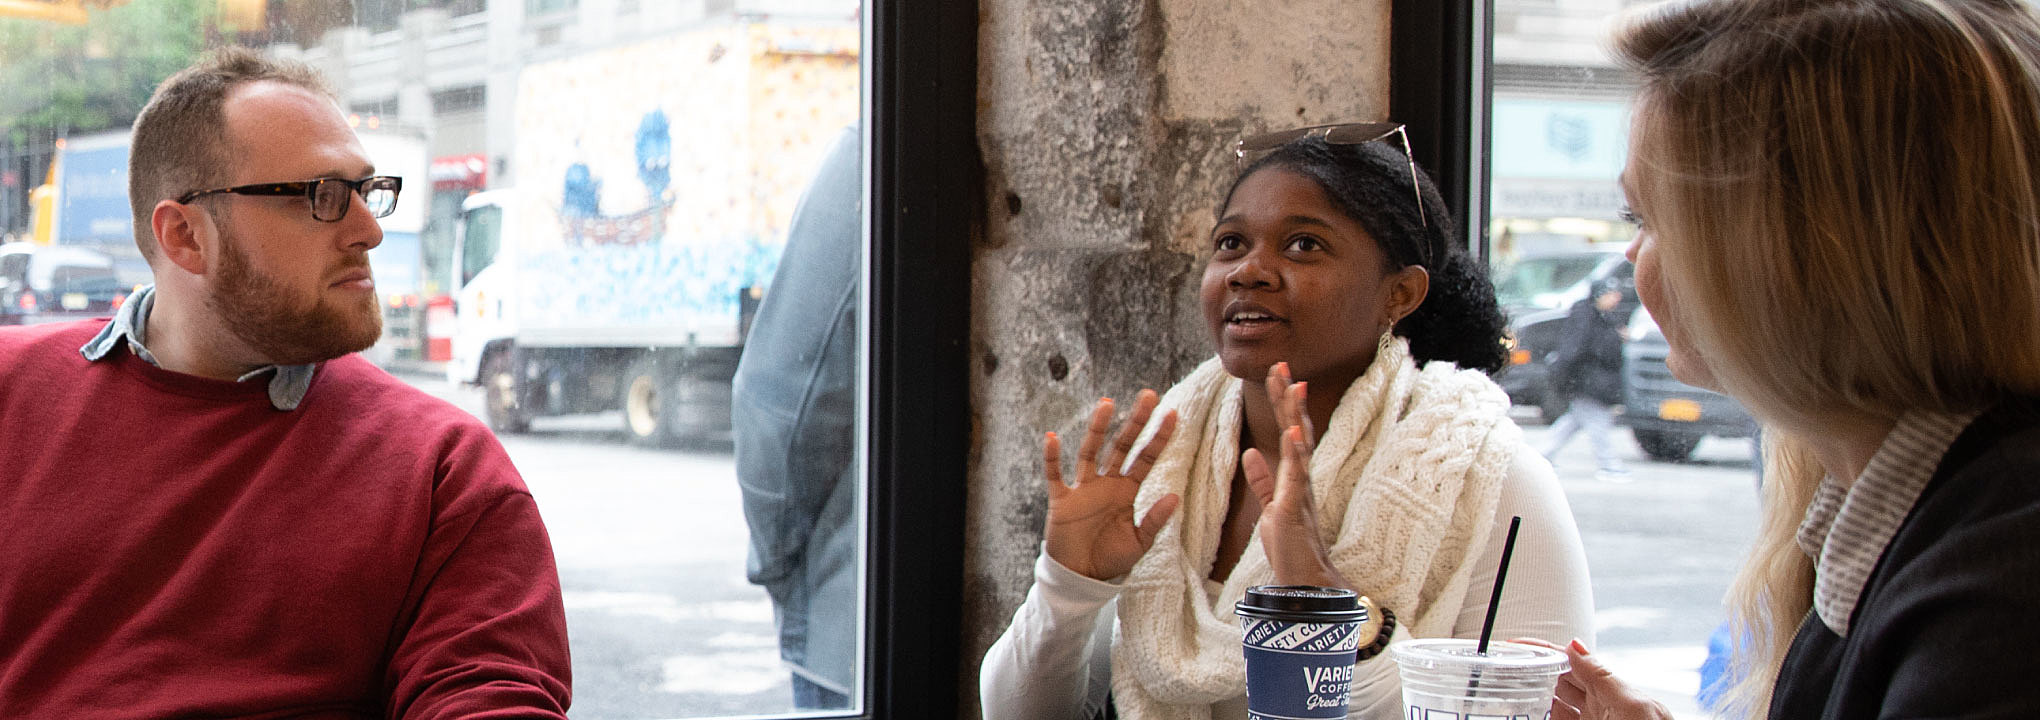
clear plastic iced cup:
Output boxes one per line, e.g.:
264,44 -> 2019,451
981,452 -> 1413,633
1390,638 -> 1568,719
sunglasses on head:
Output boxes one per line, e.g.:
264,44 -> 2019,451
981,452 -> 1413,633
1231,122 -> 1432,266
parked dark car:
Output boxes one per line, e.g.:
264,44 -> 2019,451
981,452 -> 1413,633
1620,308 -> 1758,462
1493,248 -> 1636,421
0,243 -> 127,326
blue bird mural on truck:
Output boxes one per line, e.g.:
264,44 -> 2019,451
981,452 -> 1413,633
562,162 -> 601,218
636,109 -> 672,203
557,108 -> 675,247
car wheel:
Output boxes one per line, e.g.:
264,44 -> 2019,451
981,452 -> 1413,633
482,352 -> 531,434
1634,428 -> 1702,463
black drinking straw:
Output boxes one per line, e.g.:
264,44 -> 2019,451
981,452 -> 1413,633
1476,515 -> 1525,654
1467,516 -> 1525,696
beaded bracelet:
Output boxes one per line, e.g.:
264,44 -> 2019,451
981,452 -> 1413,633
1355,605 -> 1397,661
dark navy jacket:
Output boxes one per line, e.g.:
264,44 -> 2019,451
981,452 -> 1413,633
1550,296 -> 1625,406
1769,397 -> 2040,719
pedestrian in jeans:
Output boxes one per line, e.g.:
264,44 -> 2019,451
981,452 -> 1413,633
733,127 -> 861,710
1542,278 -> 1629,480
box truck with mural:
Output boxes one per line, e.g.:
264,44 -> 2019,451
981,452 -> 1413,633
27,126 -> 432,357
446,21 -> 858,444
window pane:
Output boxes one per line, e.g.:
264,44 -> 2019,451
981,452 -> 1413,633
1487,1 -> 1761,716
461,205 -> 502,287
1,1 -> 867,717
528,0 -> 578,16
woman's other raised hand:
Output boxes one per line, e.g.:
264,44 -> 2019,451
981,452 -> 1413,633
1241,362 -> 1352,589
1042,390 -> 1181,581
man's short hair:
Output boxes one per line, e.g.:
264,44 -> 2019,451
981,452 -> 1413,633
127,47 -> 333,262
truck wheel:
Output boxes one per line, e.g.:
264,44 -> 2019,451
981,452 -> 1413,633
623,357 -> 668,445
1634,429 -> 1702,463
482,352 -> 531,434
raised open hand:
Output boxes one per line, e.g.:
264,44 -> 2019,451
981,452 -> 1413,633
1042,390 -> 1182,581
1241,362 -> 1351,589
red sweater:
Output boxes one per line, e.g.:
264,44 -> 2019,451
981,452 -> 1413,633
0,320 -> 571,719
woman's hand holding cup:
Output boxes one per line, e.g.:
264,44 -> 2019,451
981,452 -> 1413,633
1242,362 -> 1353,590
1042,389 -> 1181,581
1512,638 -> 1675,720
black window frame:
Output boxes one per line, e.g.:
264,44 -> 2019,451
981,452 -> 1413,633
1392,0 -> 1492,263
864,0 -> 975,716
349,97 -> 402,119
525,0 -> 576,16
430,85 -> 487,115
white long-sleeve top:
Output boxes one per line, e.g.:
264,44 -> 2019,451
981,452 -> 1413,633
979,443 -> 1595,720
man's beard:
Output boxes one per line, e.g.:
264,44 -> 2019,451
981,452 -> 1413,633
205,223 -> 383,366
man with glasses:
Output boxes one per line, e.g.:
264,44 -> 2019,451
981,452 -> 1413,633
0,48 -> 571,718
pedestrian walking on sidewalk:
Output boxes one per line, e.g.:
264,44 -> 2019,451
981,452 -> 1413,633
1543,278 -> 1630,480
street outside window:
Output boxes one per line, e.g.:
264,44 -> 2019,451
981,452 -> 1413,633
1487,2 -> 1762,716
0,1 -> 868,717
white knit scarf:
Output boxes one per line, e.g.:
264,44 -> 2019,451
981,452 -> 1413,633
1108,336 -> 1519,720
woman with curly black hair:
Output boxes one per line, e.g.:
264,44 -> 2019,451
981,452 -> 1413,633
980,128 -> 1594,720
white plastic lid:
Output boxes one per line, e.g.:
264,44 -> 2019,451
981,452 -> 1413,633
1389,639 -> 1568,677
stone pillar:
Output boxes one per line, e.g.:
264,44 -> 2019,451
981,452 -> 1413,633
963,0 -> 1391,714
484,0 -> 527,187
312,26 -> 370,102
396,9 -> 451,135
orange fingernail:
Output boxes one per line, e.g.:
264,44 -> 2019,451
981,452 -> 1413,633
1569,639 -> 1589,654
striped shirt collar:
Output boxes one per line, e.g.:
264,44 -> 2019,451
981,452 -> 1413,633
78,284 -> 318,411
1795,408 -> 1980,636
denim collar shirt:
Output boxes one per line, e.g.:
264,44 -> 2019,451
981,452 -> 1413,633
78,284 -> 316,411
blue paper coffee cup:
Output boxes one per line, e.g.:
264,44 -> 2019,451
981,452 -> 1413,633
1236,585 -> 1369,720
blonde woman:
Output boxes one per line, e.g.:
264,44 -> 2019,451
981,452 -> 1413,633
1530,0 -> 2040,718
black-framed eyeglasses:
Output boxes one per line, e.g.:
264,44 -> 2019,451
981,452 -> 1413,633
177,176 -> 403,223
1232,122 -> 1430,248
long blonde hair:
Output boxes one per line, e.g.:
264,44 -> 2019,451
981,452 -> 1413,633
1614,0 -> 2040,715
